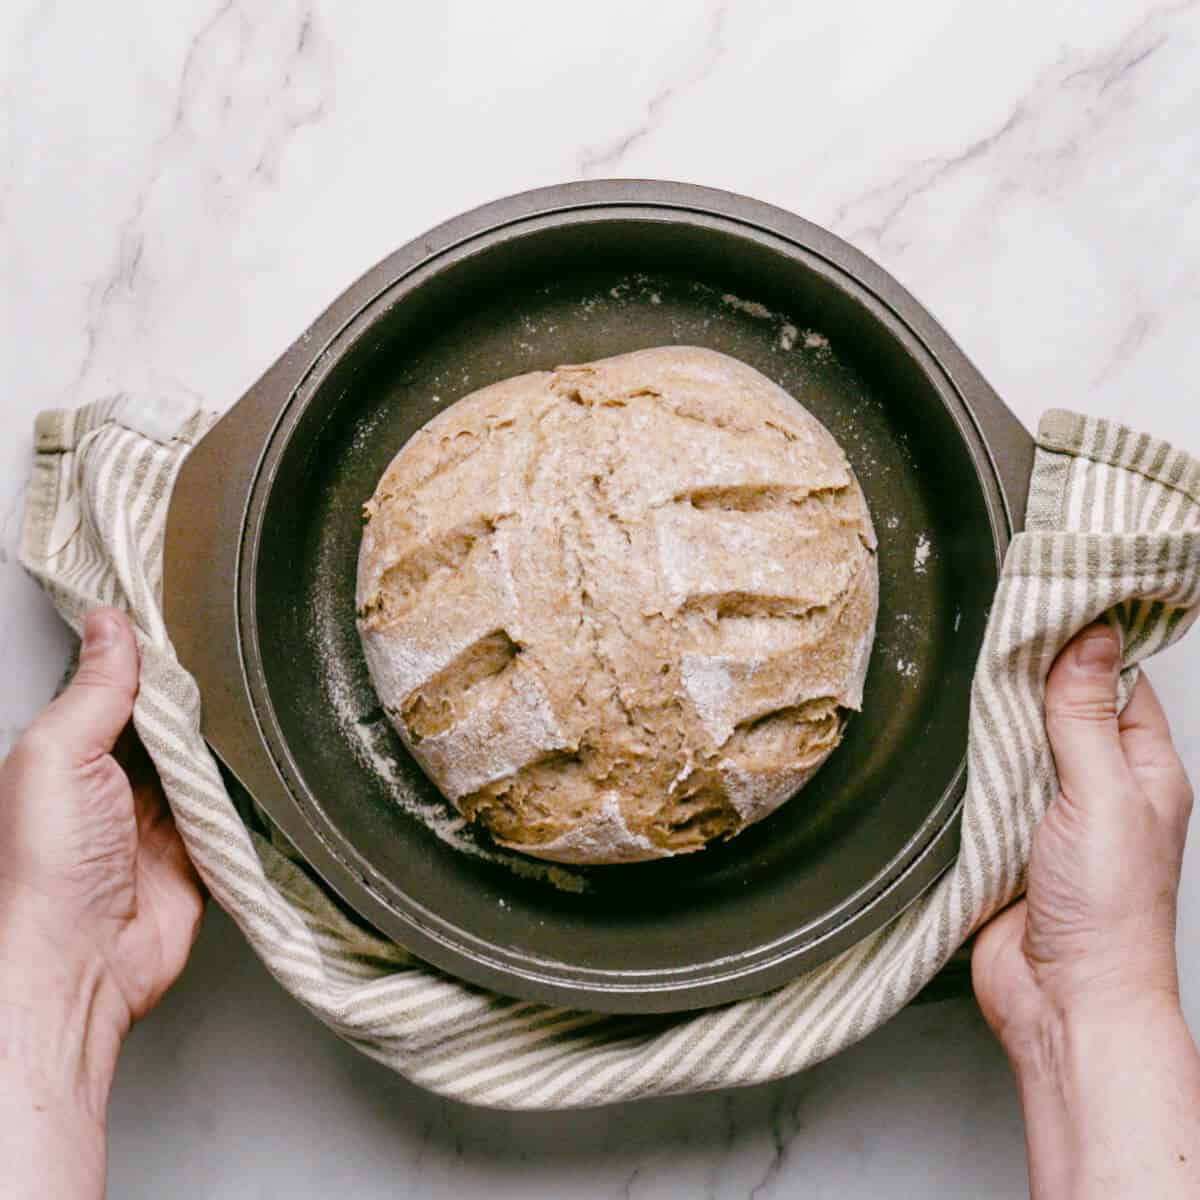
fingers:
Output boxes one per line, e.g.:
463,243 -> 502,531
1044,623 -> 1133,807
1119,673 -> 1194,825
1119,672 -> 1174,765
34,609 -> 139,765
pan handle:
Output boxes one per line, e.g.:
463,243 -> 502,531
163,345 -> 308,800
907,322 -> 1036,540
965,377 -> 1037,538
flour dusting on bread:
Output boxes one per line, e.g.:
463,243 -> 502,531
357,347 -> 879,864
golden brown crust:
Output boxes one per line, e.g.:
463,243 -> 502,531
356,347 -> 878,863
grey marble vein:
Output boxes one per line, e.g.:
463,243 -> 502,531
580,0 -> 729,176
832,0 -> 1198,253
76,0 -> 330,397
76,0 -> 237,391
746,1091 -> 804,1200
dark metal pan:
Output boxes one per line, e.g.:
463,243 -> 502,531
164,181 -> 1033,1014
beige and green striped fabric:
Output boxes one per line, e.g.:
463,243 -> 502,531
19,401 -> 1200,1109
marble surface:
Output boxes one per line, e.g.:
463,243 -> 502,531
4,1 -> 1200,1195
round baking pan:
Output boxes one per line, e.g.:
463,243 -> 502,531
164,181 -> 1034,1013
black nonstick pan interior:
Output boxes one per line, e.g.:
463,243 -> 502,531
243,201 -> 1009,1010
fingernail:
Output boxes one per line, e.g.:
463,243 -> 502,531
84,611 -> 117,651
1074,624 -> 1119,672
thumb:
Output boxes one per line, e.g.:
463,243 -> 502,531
36,608 -> 139,764
1044,622 -> 1133,807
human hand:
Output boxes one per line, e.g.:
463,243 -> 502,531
973,621 -> 1194,1063
0,609 -> 204,1199
0,609 -> 204,1085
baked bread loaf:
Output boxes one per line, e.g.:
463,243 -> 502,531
356,347 -> 878,864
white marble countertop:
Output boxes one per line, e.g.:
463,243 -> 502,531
5,2 -> 1200,1195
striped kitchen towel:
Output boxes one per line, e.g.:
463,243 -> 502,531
18,401 -> 1200,1109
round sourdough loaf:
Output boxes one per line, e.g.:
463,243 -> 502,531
356,347 -> 878,864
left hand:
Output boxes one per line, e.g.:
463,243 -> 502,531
0,609 -> 205,1068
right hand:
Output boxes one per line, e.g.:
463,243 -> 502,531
972,622 -> 1194,1065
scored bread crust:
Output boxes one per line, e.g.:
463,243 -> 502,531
356,347 -> 878,864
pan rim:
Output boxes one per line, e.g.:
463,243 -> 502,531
233,181 -> 1023,1011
